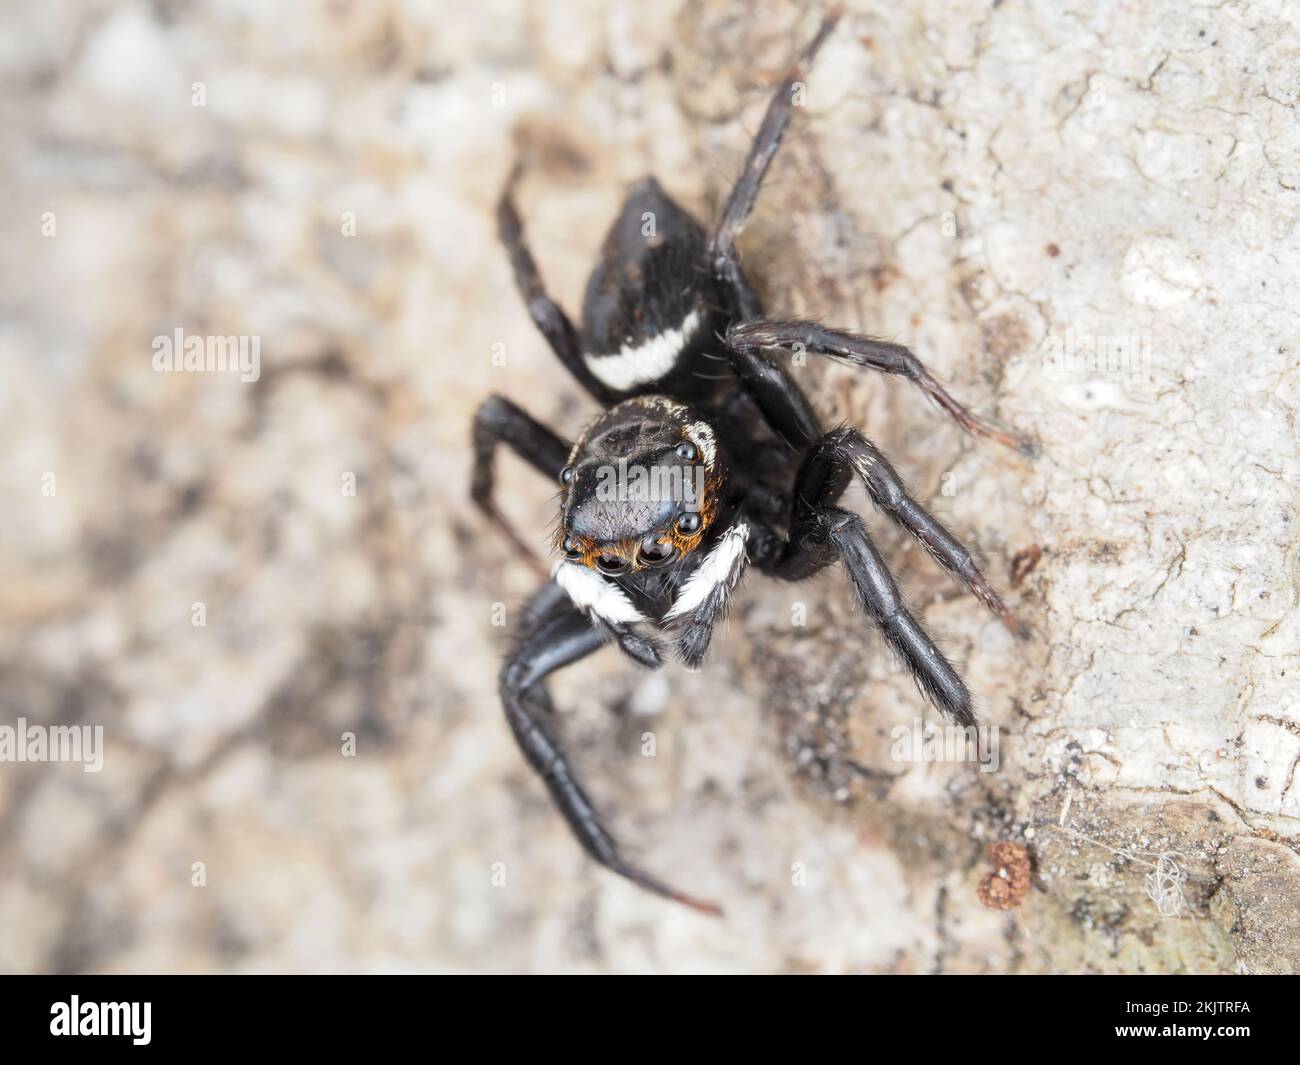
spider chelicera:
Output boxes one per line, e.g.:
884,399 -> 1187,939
471,7 -> 1029,914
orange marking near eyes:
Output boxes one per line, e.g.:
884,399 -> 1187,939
553,474 -> 722,572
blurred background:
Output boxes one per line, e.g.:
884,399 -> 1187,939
1,0 -> 1297,973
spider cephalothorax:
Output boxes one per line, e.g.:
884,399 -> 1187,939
471,7 -> 1030,915
553,398 -> 725,575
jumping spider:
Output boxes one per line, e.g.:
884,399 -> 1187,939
472,8 -> 1029,914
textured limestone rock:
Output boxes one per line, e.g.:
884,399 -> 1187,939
0,0 -> 1296,973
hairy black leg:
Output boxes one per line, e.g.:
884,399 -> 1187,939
707,7 -> 843,314
472,394 -> 571,571
501,606 -> 722,915
793,427 -> 1027,638
497,166 -> 617,403
517,578 -> 662,711
712,259 -> 826,452
723,338 -> 824,451
517,578 -> 571,634
773,506 -> 976,726
727,318 -> 1031,454
511,582 -> 573,720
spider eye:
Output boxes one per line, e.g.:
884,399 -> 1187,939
675,442 -> 696,461
676,512 -> 702,535
635,537 -> 678,568
559,465 -> 574,484
595,554 -> 630,576
562,536 -> 583,559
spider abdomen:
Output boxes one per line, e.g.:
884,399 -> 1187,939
580,176 -> 729,398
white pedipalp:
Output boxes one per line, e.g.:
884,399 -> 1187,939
553,560 -> 646,625
665,523 -> 750,620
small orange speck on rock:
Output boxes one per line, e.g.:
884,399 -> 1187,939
977,842 -> 1031,910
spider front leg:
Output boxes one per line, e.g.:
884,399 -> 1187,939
719,334 -> 1027,636
500,604 -> 722,915
497,166 -> 618,403
517,577 -> 573,634
707,7 -> 843,316
771,506 -> 976,727
793,427 -> 1029,639
727,318 -> 1032,455
513,577 -> 660,719
471,394 -> 571,572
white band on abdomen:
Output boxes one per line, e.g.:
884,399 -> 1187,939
584,309 -> 701,391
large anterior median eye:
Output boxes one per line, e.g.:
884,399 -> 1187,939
595,554 -> 630,576
636,537 -> 678,568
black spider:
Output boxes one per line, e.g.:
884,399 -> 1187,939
471,8 -> 1029,915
